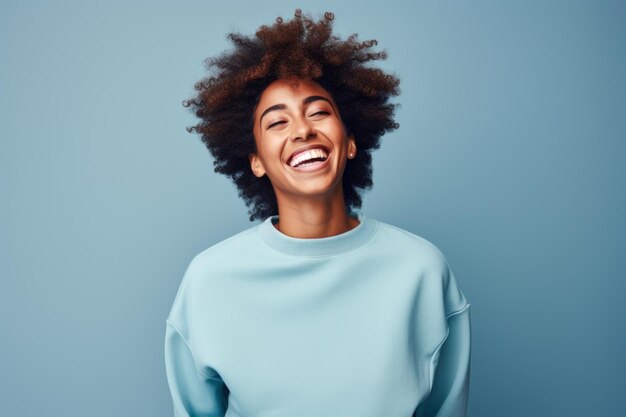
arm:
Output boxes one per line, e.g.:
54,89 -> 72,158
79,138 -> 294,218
414,304 -> 471,417
165,320 -> 229,417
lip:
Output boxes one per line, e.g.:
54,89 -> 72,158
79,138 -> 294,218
286,144 -> 331,167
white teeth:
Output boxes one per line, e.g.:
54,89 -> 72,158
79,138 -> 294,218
289,148 -> 328,167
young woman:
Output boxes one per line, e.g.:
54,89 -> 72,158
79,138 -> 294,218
165,10 -> 471,417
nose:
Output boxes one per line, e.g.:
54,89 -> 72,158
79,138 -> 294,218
291,115 -> 316,141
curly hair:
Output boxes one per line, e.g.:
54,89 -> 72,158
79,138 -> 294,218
183,9 -> 400,221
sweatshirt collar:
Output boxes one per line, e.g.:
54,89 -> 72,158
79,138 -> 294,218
256,211 -> 378,257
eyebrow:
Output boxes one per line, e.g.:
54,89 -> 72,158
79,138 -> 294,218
258,95 -> 336,127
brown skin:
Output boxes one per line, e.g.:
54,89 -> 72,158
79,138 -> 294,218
249,77 -> 359,238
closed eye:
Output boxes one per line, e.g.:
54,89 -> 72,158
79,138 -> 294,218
310,111 -> 330,117
267,120 -> 286,129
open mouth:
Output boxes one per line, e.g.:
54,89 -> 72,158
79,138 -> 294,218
287,147 -> 330,168
286,150 -> 331,172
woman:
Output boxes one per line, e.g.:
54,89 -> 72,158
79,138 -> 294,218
165,10 -> 471,417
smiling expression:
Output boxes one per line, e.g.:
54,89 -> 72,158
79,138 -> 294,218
249,78 -> 357,205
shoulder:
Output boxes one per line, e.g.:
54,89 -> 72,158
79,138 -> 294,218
180,222 -> 264,288
371,218 -> 468,312
372,218 -> 448,270
167,224 -> 260,319
190,224 -> 259,270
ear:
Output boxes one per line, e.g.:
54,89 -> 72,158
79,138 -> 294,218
248,153 -> 267,178
347,135 -> 357,159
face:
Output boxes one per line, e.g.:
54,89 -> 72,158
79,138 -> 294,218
249,78 -> 357,206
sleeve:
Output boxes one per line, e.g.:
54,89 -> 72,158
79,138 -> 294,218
164,320 -> 229,417
414,258 -> 472,417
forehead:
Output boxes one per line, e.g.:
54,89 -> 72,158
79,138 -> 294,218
255,79 -> 333,110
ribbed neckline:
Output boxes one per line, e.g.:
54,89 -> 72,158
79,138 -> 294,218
256,211 -> 378,257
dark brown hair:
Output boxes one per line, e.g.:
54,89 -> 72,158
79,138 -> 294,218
184,9 -> 400,221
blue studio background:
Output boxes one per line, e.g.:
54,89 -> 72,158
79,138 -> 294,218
2,1 -> 624,416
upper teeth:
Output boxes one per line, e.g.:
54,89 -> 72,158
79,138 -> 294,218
289,148 -> 328,167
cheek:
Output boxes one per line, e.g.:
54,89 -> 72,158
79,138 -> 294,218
259,144 -> 285,169
319,122 -> 346,141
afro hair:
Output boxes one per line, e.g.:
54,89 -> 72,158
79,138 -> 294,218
183,9 -> 400,221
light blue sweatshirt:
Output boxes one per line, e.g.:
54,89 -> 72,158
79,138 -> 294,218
165,212 -> 471,417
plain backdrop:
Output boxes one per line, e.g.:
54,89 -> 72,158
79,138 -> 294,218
2,1 -> 625,416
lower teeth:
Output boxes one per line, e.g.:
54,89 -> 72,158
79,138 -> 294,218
296,158 -> 326,168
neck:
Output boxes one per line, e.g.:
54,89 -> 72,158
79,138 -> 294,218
273,187 -> 360,239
